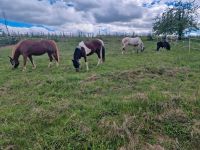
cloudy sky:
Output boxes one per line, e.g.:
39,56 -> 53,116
0,0 -> 199,35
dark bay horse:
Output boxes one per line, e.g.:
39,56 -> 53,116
72,39 -> 105,72
156,41 -> 171,51
9,39 -> 60,71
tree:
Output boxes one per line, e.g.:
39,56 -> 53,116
147,33 -> 154,41
153,0 -> 199,40
2,11 -> 10,36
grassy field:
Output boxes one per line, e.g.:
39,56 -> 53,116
0,37 -> 200,150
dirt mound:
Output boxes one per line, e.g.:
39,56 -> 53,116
109,67 -> 190,81
80,74 -> 100,83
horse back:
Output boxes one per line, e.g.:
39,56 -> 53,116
122,37 -> 143,46
157,41 -> 170,50
17,40 -> 56,55
84,39 -> 103,50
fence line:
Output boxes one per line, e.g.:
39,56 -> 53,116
189,37 -> 200,52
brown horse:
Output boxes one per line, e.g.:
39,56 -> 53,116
9,39 -> 60,71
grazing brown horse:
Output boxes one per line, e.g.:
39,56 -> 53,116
9,39 -> 60,71
72,39 -> 105,72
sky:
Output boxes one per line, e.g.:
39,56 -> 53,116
0,0 -> 199,35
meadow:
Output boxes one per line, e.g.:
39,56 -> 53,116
0,37 -> 200,150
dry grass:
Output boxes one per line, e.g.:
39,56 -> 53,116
0,37 -> 200,149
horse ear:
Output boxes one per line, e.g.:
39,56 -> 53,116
8,56 -> 12,60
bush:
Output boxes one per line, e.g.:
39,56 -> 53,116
0,36 -> 20,46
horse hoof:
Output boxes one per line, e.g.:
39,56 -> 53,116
48,62 -> 52,68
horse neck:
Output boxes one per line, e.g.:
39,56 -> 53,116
74,48 -> 82,60
73,54 -> 79,61
13,49 -> 20,62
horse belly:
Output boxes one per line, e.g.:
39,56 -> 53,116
128,43 -> 138,47
86,51 -> 94,56
29,49 -> 46,56
129,39 -> 140,46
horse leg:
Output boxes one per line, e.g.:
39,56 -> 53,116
48,53 -> 53,68
156,46 -> 160,51
140,44 -> 143,52
136,46 -> 139,54
23,55 -> 27,71
97,59 -> 101,66
122,45 -> 126,54
28,56 -> 36,69
84,56 -> 89,71
53,52 -> 59,67
96,51 -> 102,66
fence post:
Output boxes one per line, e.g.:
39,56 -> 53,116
189,37 -> 190,53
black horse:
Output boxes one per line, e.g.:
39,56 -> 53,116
156,41 -> 171,51
72,39 -> 105,72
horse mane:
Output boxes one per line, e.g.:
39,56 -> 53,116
51,40 -> 60,62
12,40 -> 25,58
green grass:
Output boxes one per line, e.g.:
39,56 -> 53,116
0,37 -> 200,150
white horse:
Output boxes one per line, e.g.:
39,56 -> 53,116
121,37 -> 145,54
157,35 -> 178,43
167,35 -> 178,43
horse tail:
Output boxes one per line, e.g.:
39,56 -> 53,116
121,38 -> 125,46
121,38 -> 128,51
52,40 -> 60,62
121,40 -> 124,49
102,46 -> 105,62
97,39 -> 105,62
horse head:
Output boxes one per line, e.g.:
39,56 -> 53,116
72,47 -> 82,72
141,45 -> 145,52
72,59 -> 80,72
139,42 -> 145,52
8,56 -> 19,68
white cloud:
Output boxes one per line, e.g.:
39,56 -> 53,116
0,0 -> 94,25
0,0 -> 199,35
0,23 -> 54,34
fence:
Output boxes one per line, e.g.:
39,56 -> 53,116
189,37 -> 200,52
0,33 -> 69,47
0,31 -> 137,47
0,36 -> 20,47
